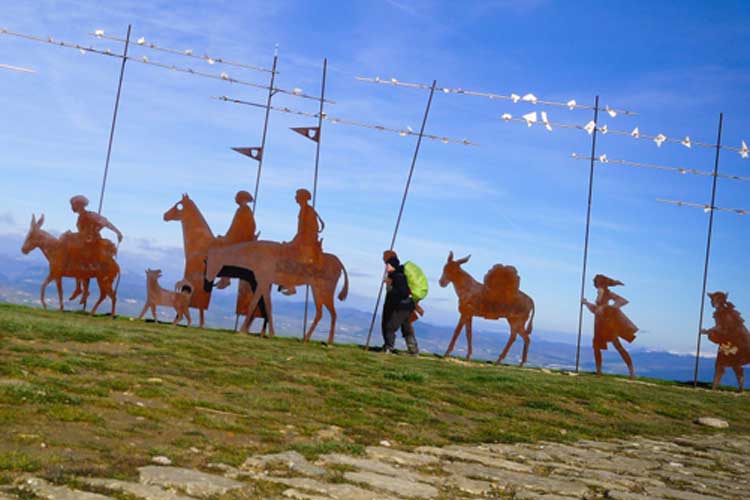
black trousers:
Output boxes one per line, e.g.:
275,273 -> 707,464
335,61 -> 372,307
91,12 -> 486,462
382,308 -> 419,353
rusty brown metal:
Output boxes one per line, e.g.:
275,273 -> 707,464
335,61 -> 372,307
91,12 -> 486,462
20,197 -> 121,315
439,251 -> 535,366
204,187 -> 348,343
138,269 -> 192,325
232,146 -> 263,162
582,274 -> 638,378
702,291 -> 750,392
290,126 -> 320,143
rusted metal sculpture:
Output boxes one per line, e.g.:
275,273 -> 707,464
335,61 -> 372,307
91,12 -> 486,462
582,274 -> 637,379
164,193 -> 267,329
204,188 -> 348,343
138,269 -> 193,326
439,252 -> 535,365
21,213 -> 119,315
702,291 -> 750,392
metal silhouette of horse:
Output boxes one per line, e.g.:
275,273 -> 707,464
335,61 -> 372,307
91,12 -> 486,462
204,240 -> 349,343
703,291 -> 750,392
164,193 -> 267,329
21,214 -> 119,315
439,251 -> 535,366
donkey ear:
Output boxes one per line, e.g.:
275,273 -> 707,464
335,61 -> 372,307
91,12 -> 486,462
31,214 -> 36,227
37,214 -> 45,227
448,251 -> 454,262
456,254 -> 471,265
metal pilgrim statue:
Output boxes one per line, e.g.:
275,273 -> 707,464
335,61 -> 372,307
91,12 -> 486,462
582,274 -> 638,379
20,195 -> 121,315
702,291 -> 750,392
439,251 -> 535,365
163,191 -> 267,330
204,187 -> 349,343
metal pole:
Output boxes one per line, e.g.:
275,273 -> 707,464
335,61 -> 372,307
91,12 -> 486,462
693,112 -> 723,387
365,80 -> 438,349
97,24 -> 131,214
252,47 -> 278,213
575,95 -> 600,372
303,58 -> 327,340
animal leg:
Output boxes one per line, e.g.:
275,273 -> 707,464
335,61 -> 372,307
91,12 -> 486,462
444,317 -> 465,357
40,275 -> 53,310
326,299 -> 337,346
241,291 -> 264,335
185,308 -> 192,327
138,303 -> 150,320
594,348 -> 603,377
90,284 -> 106,315
520,333 -> 531,368
151,304 -> 158,320
466,317 -> 474,361
496,331 -> 517,365
199,309 -> 205,328
69,279 -> 82,301
304,300 -> 324,343
55,277 -> 64,312
265,290 -> 275,337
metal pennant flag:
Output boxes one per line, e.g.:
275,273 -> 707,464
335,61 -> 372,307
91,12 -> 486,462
291,126 -> 321,143
232,146 -> 263,161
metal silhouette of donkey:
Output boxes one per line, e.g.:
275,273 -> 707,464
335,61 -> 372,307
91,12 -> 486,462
439,251 -> 535,365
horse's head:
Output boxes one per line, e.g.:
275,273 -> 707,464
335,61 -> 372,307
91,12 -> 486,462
439,251 -> 470,288
164,193 -> 191,222
21,214 -> 45,255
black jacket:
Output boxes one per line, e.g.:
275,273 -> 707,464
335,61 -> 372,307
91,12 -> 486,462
383,266 -> 414,317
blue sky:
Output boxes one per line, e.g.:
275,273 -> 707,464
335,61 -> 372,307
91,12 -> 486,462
0,0 -> 748,353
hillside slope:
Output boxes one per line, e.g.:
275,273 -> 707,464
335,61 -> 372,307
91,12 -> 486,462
0,303 -> 748,486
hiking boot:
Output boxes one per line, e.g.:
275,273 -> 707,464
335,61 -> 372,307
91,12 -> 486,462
382,346 -> 394,354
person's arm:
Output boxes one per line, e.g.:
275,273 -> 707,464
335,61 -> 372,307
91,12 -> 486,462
581,298 -> 596,314
609,292 -> 628,309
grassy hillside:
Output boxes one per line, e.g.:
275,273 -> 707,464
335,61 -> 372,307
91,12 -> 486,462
0,303 -> 748,484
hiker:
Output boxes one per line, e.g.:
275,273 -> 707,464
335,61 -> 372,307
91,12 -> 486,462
582,274 -> 638,379
381,252 -> 419,355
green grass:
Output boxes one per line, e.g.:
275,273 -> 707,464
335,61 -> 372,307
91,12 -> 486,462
0,302 -> 749,485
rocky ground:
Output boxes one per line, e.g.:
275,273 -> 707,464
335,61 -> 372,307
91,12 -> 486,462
2,432 -> 748,499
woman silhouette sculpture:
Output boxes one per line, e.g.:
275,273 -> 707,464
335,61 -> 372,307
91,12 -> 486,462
582,274 -> 638,379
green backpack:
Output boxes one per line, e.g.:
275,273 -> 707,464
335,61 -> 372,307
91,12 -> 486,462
403,261 -> 429,302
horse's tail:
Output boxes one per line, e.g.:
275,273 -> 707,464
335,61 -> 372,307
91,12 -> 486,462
336,257 -> 349,301
525,295 -> 535,336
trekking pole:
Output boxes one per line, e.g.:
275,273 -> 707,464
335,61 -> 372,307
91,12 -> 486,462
365,80 -> 437,349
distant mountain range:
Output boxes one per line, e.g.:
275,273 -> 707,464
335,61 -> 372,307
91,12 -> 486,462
0,231 -> 737,387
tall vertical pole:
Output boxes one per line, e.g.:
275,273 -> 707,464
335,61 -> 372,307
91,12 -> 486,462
575,96 -> 600,372
252,47 -> 279,213
302,58 -> 327,340
693,112 -> 723,387
97,24 -> 131,214
365,80 -> 438,349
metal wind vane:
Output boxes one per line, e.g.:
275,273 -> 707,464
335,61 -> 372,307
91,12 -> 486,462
657,199 -> 748,216
90,30 -> 274,74
356,76 -> 637,115
0,62 -> 35,73
214,95 -> 478,145
570,154 -> 750,182
501,111 -> 749,158
0,28 -> 330,103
